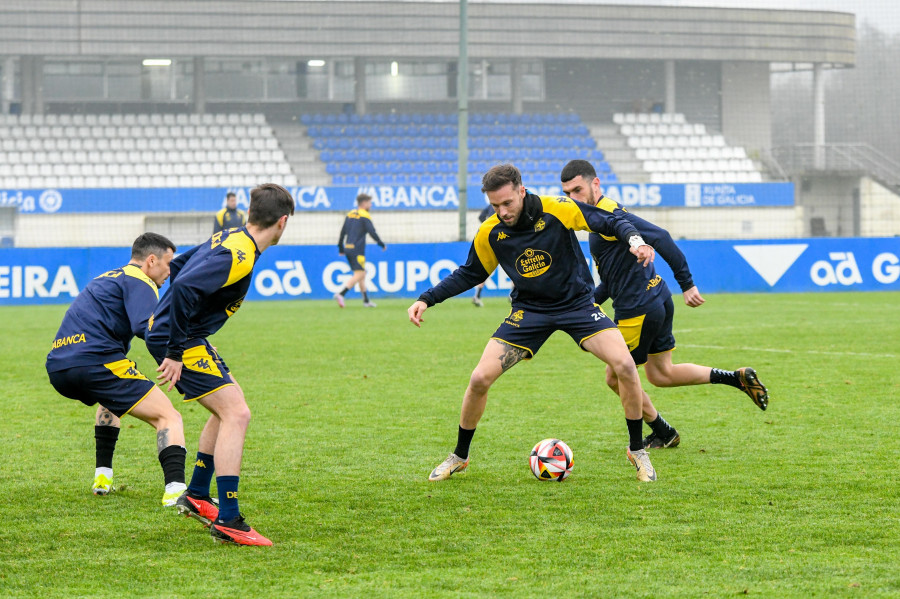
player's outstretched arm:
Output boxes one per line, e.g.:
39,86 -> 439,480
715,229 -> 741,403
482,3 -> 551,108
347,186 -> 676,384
156,358 -> 183,392
682,285 -> 705,307
408,300 -> 428,327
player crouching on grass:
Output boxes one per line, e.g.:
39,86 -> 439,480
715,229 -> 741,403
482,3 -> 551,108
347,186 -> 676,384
560,159 -> 768,450
46,233 -> 188,506
148,183 -> 294,546
409,164 -> 660,482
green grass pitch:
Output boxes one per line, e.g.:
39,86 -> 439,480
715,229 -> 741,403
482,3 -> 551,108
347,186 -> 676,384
1,292 -> 898,597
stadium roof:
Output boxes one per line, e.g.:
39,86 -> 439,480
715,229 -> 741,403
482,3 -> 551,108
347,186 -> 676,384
0,1 -> 855,65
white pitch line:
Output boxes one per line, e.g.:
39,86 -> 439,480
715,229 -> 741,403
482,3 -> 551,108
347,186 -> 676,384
682,344 -> 898,359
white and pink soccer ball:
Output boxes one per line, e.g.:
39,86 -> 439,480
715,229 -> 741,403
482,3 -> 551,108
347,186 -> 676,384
529,438 -> 574,481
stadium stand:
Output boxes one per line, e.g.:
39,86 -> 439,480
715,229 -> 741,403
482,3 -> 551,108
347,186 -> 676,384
613,112 -> 764,183
302,112 -> 615,187
0,113 -> 297,189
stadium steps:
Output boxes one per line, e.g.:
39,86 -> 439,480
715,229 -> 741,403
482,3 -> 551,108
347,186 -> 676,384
587,123 -> 648,183
269,122 -> 331,186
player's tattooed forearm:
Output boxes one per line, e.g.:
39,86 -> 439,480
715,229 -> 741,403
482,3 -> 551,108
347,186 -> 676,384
498,342 -> 528,372
157,428 -> 170,453
97,407 -> 115,426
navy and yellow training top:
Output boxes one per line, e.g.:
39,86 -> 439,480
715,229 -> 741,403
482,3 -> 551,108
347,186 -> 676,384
418,192 -> 641,313
46,264 -> 159,372
337,208 -> 385,254
589,196 -> 694,319
145,226 -> 259,361
213,207 -> 247,234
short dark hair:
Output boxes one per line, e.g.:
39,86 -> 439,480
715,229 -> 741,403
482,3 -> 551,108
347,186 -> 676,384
560,159 -> 597,183
248,183 -> 295,228
356,193 -> 373,205
132,232 -> 176,261
226,192 -> 237,200
481,164 -> 522,193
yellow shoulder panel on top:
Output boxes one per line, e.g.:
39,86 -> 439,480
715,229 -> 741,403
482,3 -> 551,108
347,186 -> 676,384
222,231 -> 257,287
538,195 -> 590,232
473,217 -> 500,274
215,208 -> 226,226
122,264 -> 159,299
357,208 -> 371,219
597,196 -> 623,214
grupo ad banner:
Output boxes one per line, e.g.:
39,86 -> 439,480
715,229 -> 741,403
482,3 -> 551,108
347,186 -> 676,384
2,236 -> 898,306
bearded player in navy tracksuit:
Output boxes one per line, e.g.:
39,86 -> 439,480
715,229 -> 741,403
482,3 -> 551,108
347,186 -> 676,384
146,183 -> 294,546
560,159 -> 769,450
409,164 -> 660,483
46,233 -> 188,506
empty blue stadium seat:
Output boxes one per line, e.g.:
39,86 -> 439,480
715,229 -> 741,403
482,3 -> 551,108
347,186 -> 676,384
304,110 -> 617,189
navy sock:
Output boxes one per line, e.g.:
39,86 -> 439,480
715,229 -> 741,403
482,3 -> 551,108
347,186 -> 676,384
216,475 -> 240,522
474,287 -> 482,299
454,426 -> 476,460
710,368 -> 742,389
627,418 -> 644,452
94,426 -> 119,469
363,291 -> 370,302
187,452 -> 215,497
158,445 -> 186,486
339,288 -> 349,296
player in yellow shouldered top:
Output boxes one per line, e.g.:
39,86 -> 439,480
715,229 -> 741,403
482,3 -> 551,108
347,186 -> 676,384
408,164 -> 661,482
146,183 -> 294,546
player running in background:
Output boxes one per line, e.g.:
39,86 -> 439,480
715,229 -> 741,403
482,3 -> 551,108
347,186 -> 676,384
45,233 -> 187,505
147,183 -> 294,546
334,193 -> 386,308
409,164 -> 660,482
560,159 -> 769,449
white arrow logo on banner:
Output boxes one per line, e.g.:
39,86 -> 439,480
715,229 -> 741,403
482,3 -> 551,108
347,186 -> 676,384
733,244 -> 808,287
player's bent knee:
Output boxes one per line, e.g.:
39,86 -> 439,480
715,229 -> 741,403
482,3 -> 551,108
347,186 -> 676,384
468,368 -> 496,393
610,358 -> 640,385
645,365 -> 673,387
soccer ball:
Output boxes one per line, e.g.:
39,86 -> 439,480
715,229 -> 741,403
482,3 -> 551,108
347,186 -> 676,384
529,438 -> 574,481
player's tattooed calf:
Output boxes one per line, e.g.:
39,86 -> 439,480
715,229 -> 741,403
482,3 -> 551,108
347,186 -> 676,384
498,342 -> 528,372
156,428 -> 170,453
97,407 -> 115,426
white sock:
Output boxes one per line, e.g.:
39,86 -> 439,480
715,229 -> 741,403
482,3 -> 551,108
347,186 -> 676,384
95,467 -> 113,479
165,481 -> 186,495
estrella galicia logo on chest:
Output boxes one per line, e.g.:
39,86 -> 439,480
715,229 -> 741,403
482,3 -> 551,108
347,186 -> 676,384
210,231 -> 224,249
515,248 -> 552,278
225,297 -> 244,316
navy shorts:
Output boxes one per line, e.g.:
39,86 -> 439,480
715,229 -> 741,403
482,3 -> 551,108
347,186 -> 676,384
147,338 -> 233,402
345,251 -> 366,271
491,302 -> 617,358
615,296 -> 676,366
48,356 -> 156,417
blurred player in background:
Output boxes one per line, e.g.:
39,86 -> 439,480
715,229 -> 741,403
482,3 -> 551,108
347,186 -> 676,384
334,193 -> 387,308
409,164 -> 660,482
148,183 -> 294,546
560,159 -> 769,449
213,192 -> 247,234
45,233 -> 187,505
